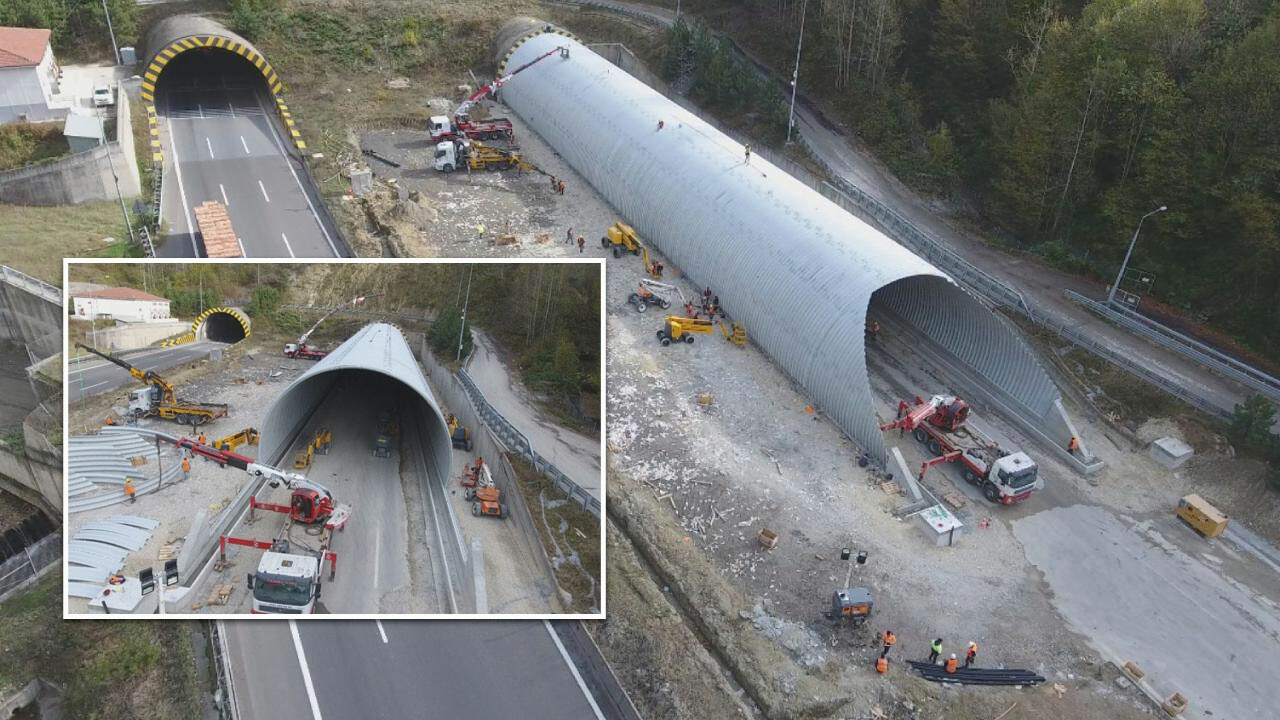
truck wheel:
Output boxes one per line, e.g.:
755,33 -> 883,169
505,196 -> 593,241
926,437 -> 941,456
472,502 -> 480,516
983,484 -> 1000,502
499,504 -> 508,519
465,488 -> 475,500
443,163 -> 454,173
660,300 -> 671,309
636,302 -> 647,313
613,247 -> 621,258
601,237 -> 609,248
962,468 -> 979,485
656,329 -> 666,339
660,336 -> 671,346
685,334 -> 695,344
466,439 -> 473,452
913,428 -> 928,444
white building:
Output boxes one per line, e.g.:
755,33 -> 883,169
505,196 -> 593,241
0,26 -> 62,124
72,287 -> 171,323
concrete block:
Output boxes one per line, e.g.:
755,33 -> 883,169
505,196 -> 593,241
351,167 -> 373,196
917,504 -> 963,547
1150,436 -> 1193,470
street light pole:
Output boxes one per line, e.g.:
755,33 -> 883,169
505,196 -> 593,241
1107,205 -> 1167,307
456,264 -> 473,362
786,0 -> 809,144
100,0 -> 121,65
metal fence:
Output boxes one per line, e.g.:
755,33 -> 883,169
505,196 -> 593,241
1,265 -> 60,306
457,368 -> 601,518
1066,289 -> 1280,403
0,532 -> 61,603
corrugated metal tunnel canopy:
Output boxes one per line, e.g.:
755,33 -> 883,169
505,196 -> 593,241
259,323 -> 451,483
497,24 -> 1061,465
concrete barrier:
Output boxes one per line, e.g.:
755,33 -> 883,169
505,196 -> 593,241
0,82 -> 140,206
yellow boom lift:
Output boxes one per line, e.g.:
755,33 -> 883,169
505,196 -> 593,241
75,343 -> 229,425
602,222 -> 663,277
656,316 -> 716,346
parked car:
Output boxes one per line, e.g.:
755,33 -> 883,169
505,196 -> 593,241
92,85 -> 114,107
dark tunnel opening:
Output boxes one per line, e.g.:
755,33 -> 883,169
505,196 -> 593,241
154,47 -> 275,114
203,312 -> 247,344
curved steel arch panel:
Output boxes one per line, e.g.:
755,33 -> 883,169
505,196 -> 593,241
259,323 -> 451,483
498,27 -> 1059,464
142,15 -> 283,104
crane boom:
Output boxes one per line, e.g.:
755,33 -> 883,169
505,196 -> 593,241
296,293 -> 385,346
75,342 -> 176,404
454,45 -> 569,118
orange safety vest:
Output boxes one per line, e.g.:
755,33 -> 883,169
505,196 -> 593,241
182,459 -> 191,472
945,657 -> 958,673
1068,437 -> 1080,452
198,434 -> 207,445
124,483 -> 136,496
876,656 -> 888,673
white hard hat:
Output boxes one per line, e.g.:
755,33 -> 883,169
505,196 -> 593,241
950,653 -> 957,659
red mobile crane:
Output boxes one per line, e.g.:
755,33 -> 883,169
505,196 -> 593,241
163,433 -> 352,613
429,45 -> 570,144
284,293 -> 385,360
881,395 -> 1042,505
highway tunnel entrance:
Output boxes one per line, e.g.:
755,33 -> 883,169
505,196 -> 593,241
194,308 -> 249,344
259,324 -> 452,483
150,45 -> 279,114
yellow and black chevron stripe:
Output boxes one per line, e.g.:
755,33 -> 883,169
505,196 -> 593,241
141,35 -> 283,104
497,25 -> 580,76
146,104 -> 161,163
192,307 -> 251,343
274,97 -> 306,151
162,333 -> 195,348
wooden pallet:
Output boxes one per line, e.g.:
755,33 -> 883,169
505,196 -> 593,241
879,481 -> 901,495
942,492 -> 968,509
156,544 -> 178,560
207,584 -> 234,605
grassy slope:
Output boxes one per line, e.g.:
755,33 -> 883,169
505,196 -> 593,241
0,203 -> 137,285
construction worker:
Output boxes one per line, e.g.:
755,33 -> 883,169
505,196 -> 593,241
653,261 -> 664,278
566,227 -> 574,244
945,653 -> 959,673
657,119 -> 664,130
197,432 -> 207,446
577,236 -> 586,253
477,223 -> 487,240
1068,436 -> 1080,453
124,479 -> 136,504
881,630 -> 896,658
965,641 -> 978,668
105,415 -> 116,426
928,638 -> 943,664
870,320 -> 881,342
875,656 -> 888,674
744,143 -> 751,163
557,179 -> 566,195
182,456 -> 191,482
551,175 -> 559,191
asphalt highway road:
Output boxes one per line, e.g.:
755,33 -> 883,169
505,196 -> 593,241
223,620 -> 618,719
157,80 -> 339,258
467,331 -> 601,502
67,341 -> 224,400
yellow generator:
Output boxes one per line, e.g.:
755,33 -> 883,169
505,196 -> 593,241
1175,494 -> 1228,538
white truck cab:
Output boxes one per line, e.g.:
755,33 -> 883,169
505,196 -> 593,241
127,387 -> 157,416
963,450 -> 1041,503
429,115 -> 454,140
247,551 -> 321,614
434,140 -> 464,172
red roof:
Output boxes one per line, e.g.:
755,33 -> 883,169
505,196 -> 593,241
0,27 -> 51,69
72,287 -> 170,303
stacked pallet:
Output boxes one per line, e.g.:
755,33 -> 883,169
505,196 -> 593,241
194,201 -> 242,258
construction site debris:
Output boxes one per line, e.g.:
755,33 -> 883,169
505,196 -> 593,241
906,660 -> 1046,686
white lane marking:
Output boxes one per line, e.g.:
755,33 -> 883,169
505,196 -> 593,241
543,621 -> 606,720
280,232 -> 295,257
228,101 -> 235,118
219,183 -> 229,207
197,102 -> 205,119
238,238 -> 248,258
77,380 -> 109,392
254,91 -> 341,256
241,135 -> 250,154
373,531 -> 381,593
165,115 -> 199,256
375,619 -> 388,644
258,180 -> 270,203
206,137 -> 215,159
288,621 -> 324,720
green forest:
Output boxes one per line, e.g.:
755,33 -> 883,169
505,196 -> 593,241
676,0 -> 1279,360
1,0 -> 139,60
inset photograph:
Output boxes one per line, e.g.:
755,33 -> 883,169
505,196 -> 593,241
63,260 -> 602,617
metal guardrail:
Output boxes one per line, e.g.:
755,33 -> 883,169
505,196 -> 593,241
457,369 -> 601,518
0,265 -> 61,306
209,620 -> 239,720
1066,289 -> 1280,402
